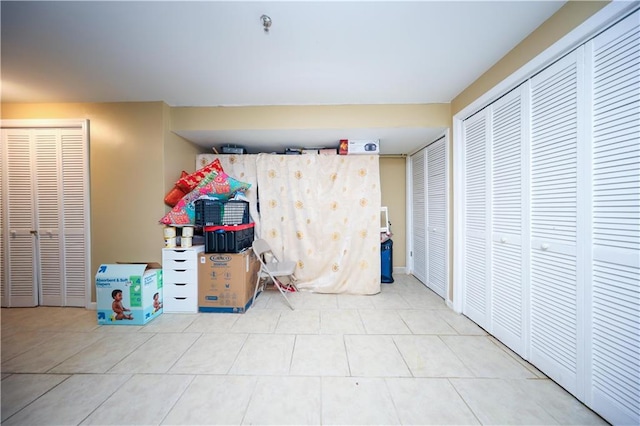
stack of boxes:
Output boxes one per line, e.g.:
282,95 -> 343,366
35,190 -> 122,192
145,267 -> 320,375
195,199 -> 260,313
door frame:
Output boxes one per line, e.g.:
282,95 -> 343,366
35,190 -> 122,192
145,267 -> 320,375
1,119 -> 92,308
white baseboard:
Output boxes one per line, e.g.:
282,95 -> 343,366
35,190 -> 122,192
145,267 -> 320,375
87,302 -> 97,310
393,266 -> 408,274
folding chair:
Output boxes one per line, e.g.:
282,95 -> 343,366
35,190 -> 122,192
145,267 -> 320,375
252,238 -> 298,310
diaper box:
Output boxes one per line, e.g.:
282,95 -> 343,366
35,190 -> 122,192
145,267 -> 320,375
95,262 -> 163,325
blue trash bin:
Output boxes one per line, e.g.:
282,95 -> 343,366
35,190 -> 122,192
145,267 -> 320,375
381,239 -> 394,283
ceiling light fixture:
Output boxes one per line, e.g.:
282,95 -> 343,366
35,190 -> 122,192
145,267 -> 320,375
261,14 -> 272,33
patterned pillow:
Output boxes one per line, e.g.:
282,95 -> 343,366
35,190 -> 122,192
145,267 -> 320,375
163,171 -> 189,207
176,159 -> 224,193
159,171 -> 251,225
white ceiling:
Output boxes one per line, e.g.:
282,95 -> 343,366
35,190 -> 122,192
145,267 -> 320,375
1,0 -> 566,154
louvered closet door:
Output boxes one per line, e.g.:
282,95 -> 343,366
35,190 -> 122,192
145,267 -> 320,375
34,130 -> 63,305
0,132 -> 5,305
411,149 -> 427,284
463,110 -> 490,328
1,124 -> 89,307
529,50 -> 582,395
490,86 -> 527,356
3,130 -> 38,307
59,129 -> 90,306
588,10 -> 640,425
426,137 -> 446,298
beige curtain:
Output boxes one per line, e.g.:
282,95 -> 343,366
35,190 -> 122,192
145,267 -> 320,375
197,153 -> 381,294
256,153 -> 381,295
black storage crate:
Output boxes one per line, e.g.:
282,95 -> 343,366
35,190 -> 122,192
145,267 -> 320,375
195,199 -> 250,226
204,223 -> 255,253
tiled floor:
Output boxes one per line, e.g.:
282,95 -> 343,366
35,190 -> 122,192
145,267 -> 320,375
1,274 -> 607,425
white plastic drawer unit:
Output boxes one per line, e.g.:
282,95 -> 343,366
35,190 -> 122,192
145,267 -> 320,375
162,245 -> 204,313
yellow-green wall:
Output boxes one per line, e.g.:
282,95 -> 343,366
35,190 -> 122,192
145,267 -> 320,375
380,157 -> 406,268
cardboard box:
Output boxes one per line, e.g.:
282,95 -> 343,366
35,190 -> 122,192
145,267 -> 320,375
339,139 -> 380,155
319,148 -> 337,155
95,262 -> 163,325
198,250 -> 260,313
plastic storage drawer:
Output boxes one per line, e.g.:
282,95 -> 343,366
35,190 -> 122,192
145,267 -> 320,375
195,199 -> 250,226
204,223 -> 255,253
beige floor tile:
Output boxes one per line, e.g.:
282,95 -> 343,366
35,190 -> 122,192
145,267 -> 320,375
182,312 -> 240,333
230,309 -> 281,333
399,309 -> 459,335
400,290 -> 450,310
321,377 -> 400,425
81,374 -> 193,425
336,294 -> 376,309
1,373 -> 69,421
370,292 -> 411,309
393,335 -> 474,377
229,334 -> 295,375
450,378 -> 560,425
441,335 -> 537,378
162,375 -> 257,425
435,309 -> 488,335
1,332 -> 104,373
510,379 -> 608,425
345,335 -> 411,377
139,313 -> 198,333
2,374 -> 131,426
243,376 -> 321,425
1,330 -> 60,361
320,309 -> 365,334
290,335 -> 349,376
359,309 -> 412,334
169,333 -> 248,374
275,309 -> 320,334
109,332 -> 201,374
386,377 -> 480,425
295,292 -> 339,310
49,333 -> 153,373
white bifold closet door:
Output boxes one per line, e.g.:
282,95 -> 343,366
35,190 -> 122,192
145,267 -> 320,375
587,11 -> 639,425
1,125 -> 90,307
462,111 -> 490,327
411,150 -> 427,284
459,8 -> 639,425
411,137 -> 447,298
426,137 -> 446,298
491,87 -> 527,357
529,50 -> 583,396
